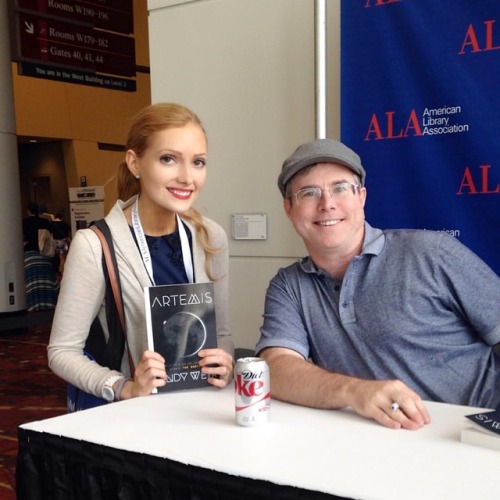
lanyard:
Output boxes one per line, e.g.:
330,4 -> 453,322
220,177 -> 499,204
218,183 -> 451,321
131,198 -> 194,285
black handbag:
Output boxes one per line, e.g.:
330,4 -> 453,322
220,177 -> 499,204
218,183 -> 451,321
67,220 -> 131,412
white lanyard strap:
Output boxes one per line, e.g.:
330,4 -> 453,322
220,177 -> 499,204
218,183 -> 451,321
131,199 -> 154,284
131,198 -> 194,285
177,213 -> 194,284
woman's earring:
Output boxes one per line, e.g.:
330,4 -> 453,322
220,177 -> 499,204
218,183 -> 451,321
135,174 -> 140,179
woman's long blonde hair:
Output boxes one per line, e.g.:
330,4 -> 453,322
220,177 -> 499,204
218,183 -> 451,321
118,102 -> 220,280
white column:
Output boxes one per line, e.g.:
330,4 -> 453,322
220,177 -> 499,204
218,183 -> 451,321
0,2 -> 27,313
315,0 -> 327,139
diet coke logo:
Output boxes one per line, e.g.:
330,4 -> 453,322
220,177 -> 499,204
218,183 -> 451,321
235,370 -> 265,397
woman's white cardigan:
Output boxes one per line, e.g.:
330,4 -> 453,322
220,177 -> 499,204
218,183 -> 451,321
48,197 -> 233,398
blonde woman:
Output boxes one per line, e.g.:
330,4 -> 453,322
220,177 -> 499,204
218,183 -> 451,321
49,103 -> 234,406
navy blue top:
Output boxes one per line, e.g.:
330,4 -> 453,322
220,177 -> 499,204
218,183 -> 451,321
130,223 -> 193,285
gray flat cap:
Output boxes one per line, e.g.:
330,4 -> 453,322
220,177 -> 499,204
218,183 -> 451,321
278,138 -> 366,197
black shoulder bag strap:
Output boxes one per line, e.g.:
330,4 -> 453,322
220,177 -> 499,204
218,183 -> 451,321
84,220 -> 135,374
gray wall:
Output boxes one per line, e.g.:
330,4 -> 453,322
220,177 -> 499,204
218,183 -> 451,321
147,0 -> 340,350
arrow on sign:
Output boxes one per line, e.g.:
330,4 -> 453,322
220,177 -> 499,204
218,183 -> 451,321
24,21 -> 34,34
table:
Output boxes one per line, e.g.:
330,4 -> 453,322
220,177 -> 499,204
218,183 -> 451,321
17,386 -> 500,499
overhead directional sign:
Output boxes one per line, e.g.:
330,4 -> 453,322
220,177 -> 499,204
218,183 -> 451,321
15,12 -> 135,76
9,0 -> 136,86
14,0 -> 134,34
19,61 -> 137,91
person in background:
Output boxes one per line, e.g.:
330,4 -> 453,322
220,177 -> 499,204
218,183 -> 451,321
22,201 -> 59,310
256,138 -> 500,430
52,210 -> 71,279
39,203 -> 55,222
48,103 -> 234,405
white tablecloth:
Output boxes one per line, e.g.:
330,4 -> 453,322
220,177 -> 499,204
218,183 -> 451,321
20,386 -> 500,500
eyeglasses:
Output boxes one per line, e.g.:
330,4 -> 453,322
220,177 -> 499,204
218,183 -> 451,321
290,182 -> 360,205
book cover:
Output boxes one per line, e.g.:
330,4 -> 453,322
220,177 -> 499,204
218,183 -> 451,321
465,408 -> 500,436
461,408 -> 500,451
144,282 -> 217,392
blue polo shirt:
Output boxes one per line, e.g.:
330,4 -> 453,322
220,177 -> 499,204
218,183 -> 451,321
256,223 -> 500,408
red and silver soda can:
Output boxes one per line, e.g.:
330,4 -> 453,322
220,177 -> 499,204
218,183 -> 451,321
234,357 -> 270,426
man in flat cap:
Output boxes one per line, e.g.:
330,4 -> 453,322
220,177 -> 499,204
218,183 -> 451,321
255,138 -> 500,430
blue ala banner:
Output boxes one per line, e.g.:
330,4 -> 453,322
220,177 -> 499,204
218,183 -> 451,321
340,0 -> 499,275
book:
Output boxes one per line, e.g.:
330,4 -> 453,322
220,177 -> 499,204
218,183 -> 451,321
144,282 -> 217,392
461,408 -> 500,451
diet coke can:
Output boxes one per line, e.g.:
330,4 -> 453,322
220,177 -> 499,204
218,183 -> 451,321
234,357 -> 270,426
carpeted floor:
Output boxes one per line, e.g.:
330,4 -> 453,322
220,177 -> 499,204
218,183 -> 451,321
0,323 -> 67,499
